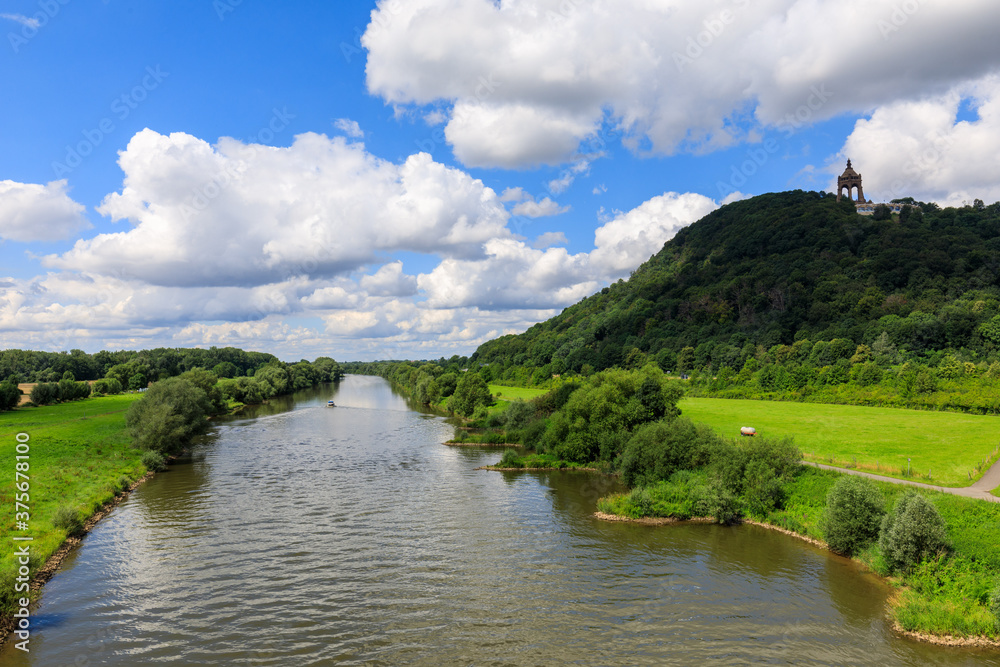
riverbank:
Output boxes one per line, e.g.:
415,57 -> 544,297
0,394 -> 149,626
595,465 -> 1000,646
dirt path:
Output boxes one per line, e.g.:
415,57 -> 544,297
804,460 -> 1000,503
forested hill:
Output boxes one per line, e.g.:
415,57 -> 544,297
472,190 -> 1000,375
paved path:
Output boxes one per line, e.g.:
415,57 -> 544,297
804,459 -> 1000,503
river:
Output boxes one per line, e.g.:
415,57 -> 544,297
2,375 -> 997,666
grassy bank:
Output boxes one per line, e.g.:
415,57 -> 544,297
680,397 -> 1000,487
0,394 -> 147,614
598,465 -> 1000,641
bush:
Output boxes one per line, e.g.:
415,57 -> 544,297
115,475 -> 133,494
141,450 -> 168,472
0,381 -> 19,411
824,476 -> 885,556
502,399 -> 537,431
448,373 -> 494,417
53,507 -> 85,536
125,377 -> 213,453
619,418 -> 721,487
498,449 -> 522,468
93,377 -> 123,395
743,460 -> 784,517
879,491 -> 950,572
29,382 -> 60,405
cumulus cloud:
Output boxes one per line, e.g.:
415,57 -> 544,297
590,192 -> 719,275
43,129 -> 511,287
333,118 -> 364,138
363,0 -> 1000,168
836,74 -> 1000,206
532,231 -> 568,249
359,261 -> 418,297
0,180 -> 90,242
510,196 -> 569,219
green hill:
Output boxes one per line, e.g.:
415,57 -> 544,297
473,190 -> 1000,377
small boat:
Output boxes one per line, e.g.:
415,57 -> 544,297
327,400 -> 336,407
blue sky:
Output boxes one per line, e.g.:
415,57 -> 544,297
2,0 -> 1000,361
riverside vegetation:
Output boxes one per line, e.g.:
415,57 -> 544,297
0,350 -> 345,623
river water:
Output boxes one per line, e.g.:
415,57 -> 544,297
2,375 -> 997,666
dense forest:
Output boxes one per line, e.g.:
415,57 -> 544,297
474,190 -> 1000,371
466,191 -> 1000,411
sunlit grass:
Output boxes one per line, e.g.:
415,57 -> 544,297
680,397 -> 1000,487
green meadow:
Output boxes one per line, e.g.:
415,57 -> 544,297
680,397 -> 1000,487
488,385 -> 549,402
0,394 -> 147,612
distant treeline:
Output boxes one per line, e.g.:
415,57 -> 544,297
0,346 -> 345,411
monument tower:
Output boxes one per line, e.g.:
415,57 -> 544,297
837,159 -> 866,203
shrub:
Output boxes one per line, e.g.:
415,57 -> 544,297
125,377 -> 212,453
878,491 -> 950,572
141,450 -> 168,472
115,475 -> 133,494
93,378 -> 123,395
619,418 -> 721,487
53,507 -> 85,536
502,399 -> 537,431
29,382 -> 60,405
448,373 -> 493,417
743,460 -> 784,517
0,382 -> 19,411
824,476 -> 885,556
498,449 -> 522,468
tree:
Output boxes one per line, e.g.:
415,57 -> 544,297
878,491 -> 949,572
448,372 -> 493,417
0,382 -> 19,411
872,203 -> 892,220
29,383 -> 60,406
824,476 -> 885,556
125,378 -> 212,453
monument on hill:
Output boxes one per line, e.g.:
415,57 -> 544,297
836,159 -> 866,203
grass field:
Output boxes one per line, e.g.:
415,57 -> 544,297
489,385 -> 549,402
680,397 -> 1000,487
0,394 -> 147,612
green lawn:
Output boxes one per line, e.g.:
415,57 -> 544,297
489,385 -> 549,401
680,397 -> 1000,487
0,394 -> 147,612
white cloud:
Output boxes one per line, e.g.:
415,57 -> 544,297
359,261 -> 418,297
423,110 -> 447,126
43,129 -> 511,287
590,192 -> 719,275
333,118 -> 365,138
510,197 -> 569,219
836,74 -> 1000,206
531,231 -> 568,249
363,0 -> 1000,168
548,160 -> 591,194
0,180 -> 90,242
0,13 -> 40,29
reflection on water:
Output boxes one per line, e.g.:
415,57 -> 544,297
3,376 -> 998,666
